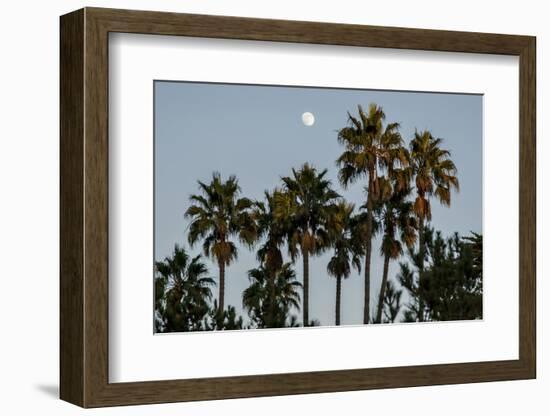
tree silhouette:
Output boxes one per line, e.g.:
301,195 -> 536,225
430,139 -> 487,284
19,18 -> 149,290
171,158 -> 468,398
205,300 -> 245,330
382,280 -> 403,323
154,245 -> 215,332
185,172 -> 257,312
279,163 -> 340,326
463,232 -> 482,281
373,180 -> 417,324
326,201 -> 363,325
336,104 -> 407,324
242,263 -> 302,328
409,130 -> 459,321
253,190 -> 293,324
157,101 -> 479,332
398,228 -> 482,322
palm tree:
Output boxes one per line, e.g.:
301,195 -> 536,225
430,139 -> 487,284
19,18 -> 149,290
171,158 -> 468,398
254,189 -> 293,272
373,184 -> 417,324
336,104 -> 407,324
326,201 -> 362,326
409,130 -> 459,321
279,163 -> 340,326
253,189 -> 292,324
242,263 -> 302,328
185,172 -> 257,312
154,244 -> 215,332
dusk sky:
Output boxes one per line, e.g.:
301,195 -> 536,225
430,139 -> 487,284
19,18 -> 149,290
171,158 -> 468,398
154,80 -> 482,328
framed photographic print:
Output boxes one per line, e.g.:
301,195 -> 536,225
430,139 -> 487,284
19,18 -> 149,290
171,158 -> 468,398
60,7 -> 536,408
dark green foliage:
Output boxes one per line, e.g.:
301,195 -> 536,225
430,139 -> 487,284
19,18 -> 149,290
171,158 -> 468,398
242,263 -> 302,328
205,301 -> 245,331
398,228 -> 483,322
154,245 -> 215,332
463,232 -> 483,281
154,273 -> 168,333
382,280 -> 403,323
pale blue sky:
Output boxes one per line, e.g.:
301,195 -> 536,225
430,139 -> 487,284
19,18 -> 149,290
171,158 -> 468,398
154,81 -> 482,327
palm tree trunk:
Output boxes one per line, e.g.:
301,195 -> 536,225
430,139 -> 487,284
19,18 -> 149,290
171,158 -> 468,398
335,276 -> 342,326
218,261 -> 225,313
375,253 -> 391,324
303,251 -> 309,326
363,192 -> 374,325
417,216 -> 425,322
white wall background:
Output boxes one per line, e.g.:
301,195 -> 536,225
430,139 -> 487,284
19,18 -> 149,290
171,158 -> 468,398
0,0 -> 545,414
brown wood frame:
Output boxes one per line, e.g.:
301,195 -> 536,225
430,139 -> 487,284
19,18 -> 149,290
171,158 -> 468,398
60,7 -> 536,408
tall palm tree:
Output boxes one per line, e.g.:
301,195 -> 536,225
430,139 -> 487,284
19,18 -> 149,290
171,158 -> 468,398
279,163 -> 340,326
185,172 -> 257,312
154,244 -> 215,332
326,201 -> 362,326
409,130 -> 459,321
252,189 -> 291,324
242,263 -> 302,328
336,104 -> 407,324
373,185 -> 417,324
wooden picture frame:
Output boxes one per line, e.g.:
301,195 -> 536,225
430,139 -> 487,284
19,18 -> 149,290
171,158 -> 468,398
60,7 -> 536,408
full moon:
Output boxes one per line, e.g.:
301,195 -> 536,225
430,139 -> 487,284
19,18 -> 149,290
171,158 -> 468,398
302,111 -> 315,127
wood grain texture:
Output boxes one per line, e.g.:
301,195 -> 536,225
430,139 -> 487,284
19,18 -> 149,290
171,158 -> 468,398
59,8 -> 84,407
518,38 -> 537,376
88,7 -> 532,54
59,7 -> 537,408
83,10 -> 110,406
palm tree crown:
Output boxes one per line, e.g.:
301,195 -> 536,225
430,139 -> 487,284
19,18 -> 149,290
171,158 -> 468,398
280,164 -> 341,257
253,189 -> 290,272
337,104 -> 408,191
409,130 -> 459,222
242,263 -> 302,328
154,244 -> 215,332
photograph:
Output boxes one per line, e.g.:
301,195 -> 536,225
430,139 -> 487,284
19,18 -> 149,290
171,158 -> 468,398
54,6 -> 537,409
153,80 -> 483,333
